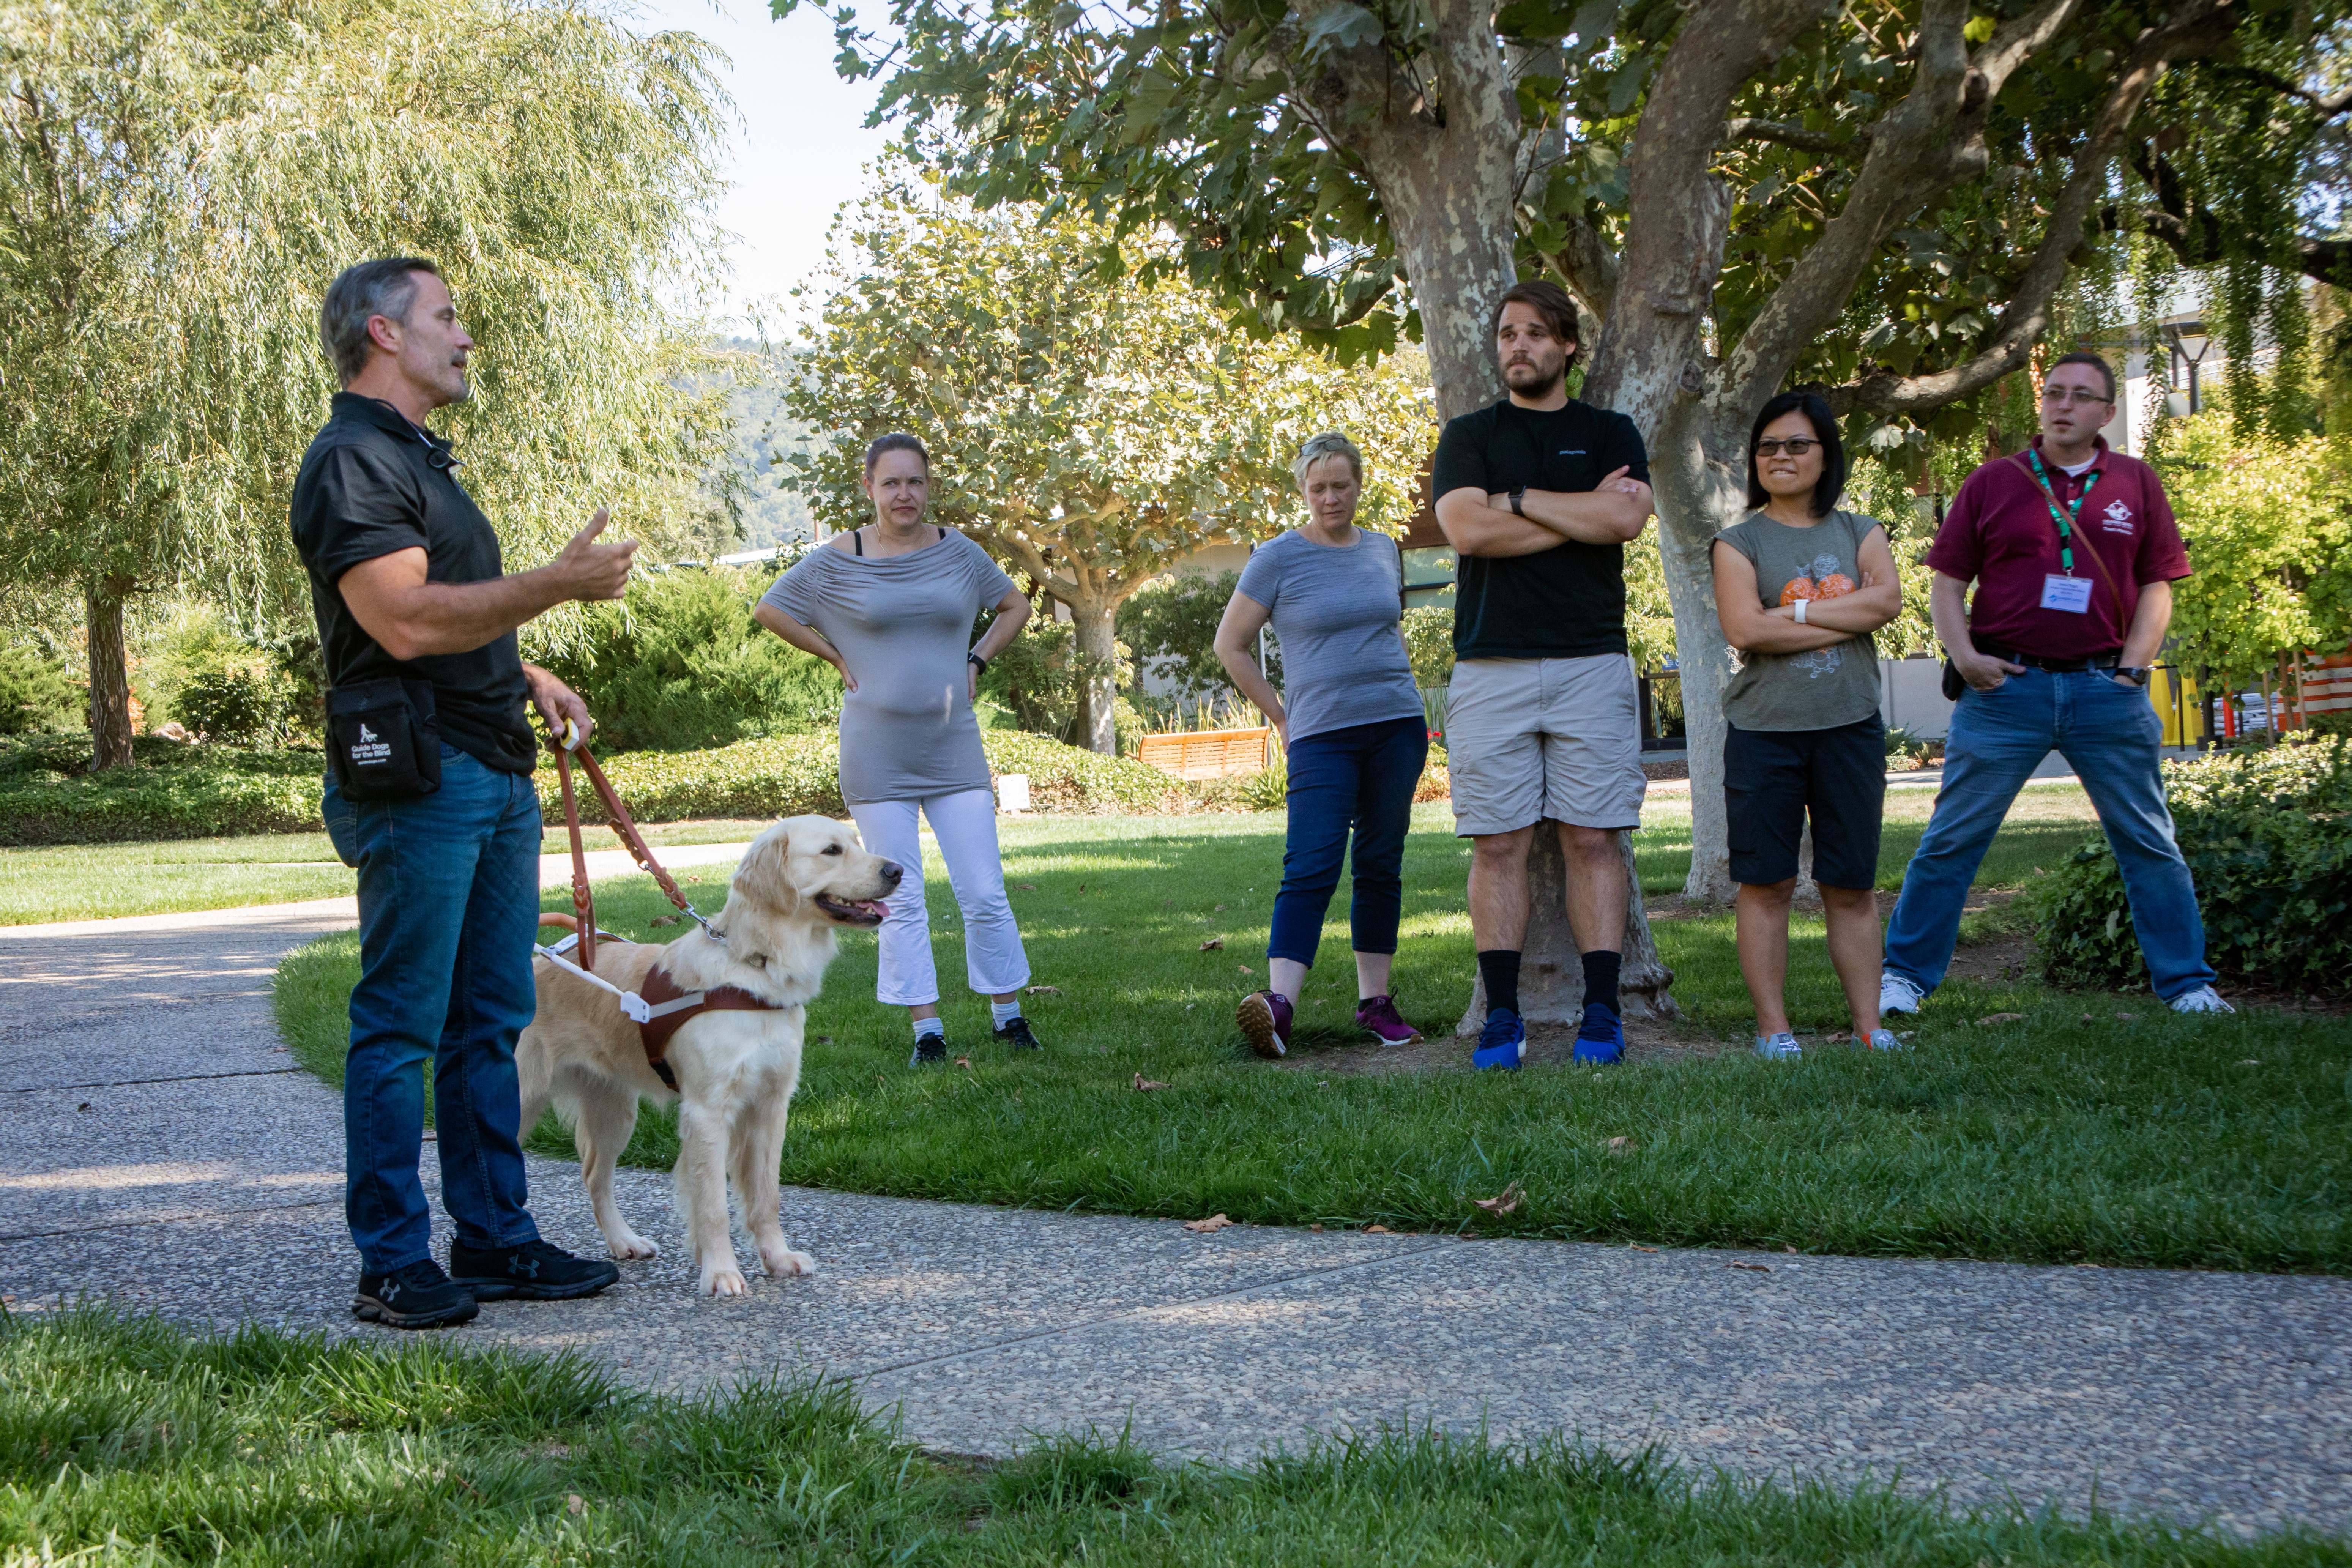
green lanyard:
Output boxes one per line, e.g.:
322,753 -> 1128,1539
2026,448 -> 2098,576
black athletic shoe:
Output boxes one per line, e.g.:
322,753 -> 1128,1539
354,1259 -> 479,1329
993,1015 -> 1043,1051
910,1031 -> 949,1065
447,1239 -> 620,1302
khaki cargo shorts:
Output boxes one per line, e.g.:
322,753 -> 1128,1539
1445,654 -> 1646,836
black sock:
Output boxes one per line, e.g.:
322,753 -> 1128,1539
1581,950 -> 1622,1017
1477,949 -> 1522,1016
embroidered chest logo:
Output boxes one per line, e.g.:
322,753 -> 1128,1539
2100,497 -> 2136,534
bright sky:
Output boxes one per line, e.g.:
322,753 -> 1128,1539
625,0 -> 892,326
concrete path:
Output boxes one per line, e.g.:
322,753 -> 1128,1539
1,905 -> 2346,1536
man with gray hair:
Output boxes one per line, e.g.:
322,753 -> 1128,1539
291,257 -> 636,1327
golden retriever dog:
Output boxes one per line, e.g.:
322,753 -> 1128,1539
517,816 -> 899,1297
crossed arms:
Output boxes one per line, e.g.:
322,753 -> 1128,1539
1432,468 -> 1653,557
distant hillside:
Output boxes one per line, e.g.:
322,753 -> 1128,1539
707,339 -> 818,550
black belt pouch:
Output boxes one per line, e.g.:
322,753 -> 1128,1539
326,678 -> 443,801
1941,658 -> 1966,702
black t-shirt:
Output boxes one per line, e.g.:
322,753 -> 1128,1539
1429,397 -> 1650,660
288,393 -> 536,774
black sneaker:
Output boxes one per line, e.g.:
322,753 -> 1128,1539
447,1239 -> 620,1302
994,1015 -> 1043,1051
910,1031 -> 949,1066
354,1259 -> 479,1329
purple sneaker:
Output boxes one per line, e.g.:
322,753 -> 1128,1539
1237,989 -> 1293,1058
1355,994 -> 1422,1045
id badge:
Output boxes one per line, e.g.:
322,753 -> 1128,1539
2040,574 -> 2093,614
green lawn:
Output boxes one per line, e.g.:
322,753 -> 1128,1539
274,800 -> 2352,1273
4,1310 -> 2339,1567
0,819 -> 783,925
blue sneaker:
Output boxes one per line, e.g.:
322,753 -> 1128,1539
1573,1003 -> 1625,1065
1472,1007 -> 1526,1071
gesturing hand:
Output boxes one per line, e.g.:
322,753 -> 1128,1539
554,509 -> 638,602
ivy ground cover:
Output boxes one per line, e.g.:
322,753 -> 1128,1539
276,800 -> 2352,1274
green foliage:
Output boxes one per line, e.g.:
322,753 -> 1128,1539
2150,406 -> 2352,688
538,565 -> 844,753
1401,605 -> 1455,688
147,608 -> 317,746
0,734 -> 322,845
2037,733 -> 2352,994
0,645 -> 78,735
975,617 -> 1134,745
1123,571 -> 1249,700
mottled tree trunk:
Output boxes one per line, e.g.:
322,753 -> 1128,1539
1067,595 -> 1119,755
1455,832 -> 1680,1033
85,574 -> 135,770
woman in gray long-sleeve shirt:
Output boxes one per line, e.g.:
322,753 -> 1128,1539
753,433 -> 1045,1067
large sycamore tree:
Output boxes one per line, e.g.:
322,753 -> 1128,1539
789,0 -> 2334,918
785,169 -> 1435,752
0,0 -> 735,767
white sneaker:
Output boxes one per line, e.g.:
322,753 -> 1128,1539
1866,1028 -> 1907,1051
2169,985 -> 2235,1015
1879,974 -> 1924,1015
1754,1032 -> 1802,1060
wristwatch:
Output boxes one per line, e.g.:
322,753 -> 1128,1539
1507,488 -> 1526,517
967,651 -> 989,674
2114,665 -> 2151,687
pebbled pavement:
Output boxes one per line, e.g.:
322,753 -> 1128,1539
0,900 -> 2346,1536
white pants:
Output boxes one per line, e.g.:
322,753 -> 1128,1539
848,788 -> 1031,1006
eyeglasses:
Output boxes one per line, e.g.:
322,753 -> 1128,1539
2041,386 -> 2112,407
1753,438 -> 1819,457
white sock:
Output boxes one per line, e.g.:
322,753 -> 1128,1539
990,999 -> 1022,1029
913,1016 -> 945,1041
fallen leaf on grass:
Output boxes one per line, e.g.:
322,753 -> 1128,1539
1014,883 -> 1039,891
1364,1224 -> 1393,1234
2081,1012 -> 2096,1023
1199,938 -> 1224,951
813,1035 -> 832,1043
1026,984 -> 1061,995
566,1494 -> 586,1516
954,1057 -> 971,1070
1783,1244 -> 1798,1254
1237,964 -> 1254,974
1605,1136 -> 1632,1154
649,915 -> 679,927
1214,903 -> 1227,911
2116,1012 -> 2138,1021
1133,1073 -> 1170,1091
1473,1181 -> 1524,1215
1974,1012 -> 2027,1026
1630,1245 -> 1658,1253
1310,1224 -> 1324,1232
2237,1058 -> 2261,1066
1183,1213 -> 1233,1233
1728,1261 -> 1772,1273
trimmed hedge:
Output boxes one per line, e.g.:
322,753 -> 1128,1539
0,735 -> 325,845
0,729 -> 1203,844
2035,733 -> 2351,995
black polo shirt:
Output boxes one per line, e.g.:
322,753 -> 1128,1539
288,393 -> 536,774
1430,397 -> 1650,660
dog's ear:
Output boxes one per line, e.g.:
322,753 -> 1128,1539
731,826 -> 799,916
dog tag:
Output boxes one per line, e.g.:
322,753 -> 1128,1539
2040,574 -> 2093,613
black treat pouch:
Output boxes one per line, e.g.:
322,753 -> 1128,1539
327,678 -> 443,801
1941,658 -> 1966,702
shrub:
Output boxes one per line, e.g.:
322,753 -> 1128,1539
538,565 -> 844,752
0,734 -> 324,845
0,645 -> 80,735
976,618 -> 1133,747
149,609 -> 317,745
1401,604 -> 1453,688
2034,732 -> 2351,994
1124,570 -> 1269,698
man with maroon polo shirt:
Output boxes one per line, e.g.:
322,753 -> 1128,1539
1879,351 -> 2232,1016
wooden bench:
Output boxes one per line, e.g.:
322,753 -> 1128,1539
1135,727 -> 1271,780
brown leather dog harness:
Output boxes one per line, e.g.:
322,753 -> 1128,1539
633,967 -> 785,1091
536,730 -> 785,1091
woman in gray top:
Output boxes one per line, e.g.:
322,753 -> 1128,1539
1710,392 -> 1903,1061
754,433 -> 1044,1066
1213,432 -> 1430,1059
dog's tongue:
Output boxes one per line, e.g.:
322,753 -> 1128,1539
862,899 -> 889,918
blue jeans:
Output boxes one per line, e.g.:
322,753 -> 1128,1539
1883,668 -> 2214,1001
323,746 -> 543,1272
1268,716 -> 1429,968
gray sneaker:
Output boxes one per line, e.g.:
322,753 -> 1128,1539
1879,974 -> 1925,1015
2169,985 -> 2235,1015
1755,1031 -> 1802,1060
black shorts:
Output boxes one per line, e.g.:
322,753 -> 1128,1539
1723,715 -> 1886,889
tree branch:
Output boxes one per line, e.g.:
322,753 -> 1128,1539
2206,62 -> 2352,118
1822,0 -> 2238,417
1719,116 -> 1858,151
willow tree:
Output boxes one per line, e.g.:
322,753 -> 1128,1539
787,0 -> 2329,914
783,168 -> 1435,752
0,0 -> 735,767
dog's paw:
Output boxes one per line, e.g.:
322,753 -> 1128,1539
760,1245 -> 817,1278
607,1232 -> 659,1261
698,1264 -> 750,1298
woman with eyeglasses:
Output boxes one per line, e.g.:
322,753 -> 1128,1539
1213,432 -> 1430,1058
1710,391 -> 1904,1059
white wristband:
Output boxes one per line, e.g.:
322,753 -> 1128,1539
1793,597 -> 1809,624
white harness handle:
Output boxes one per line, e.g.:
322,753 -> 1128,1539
533,931 -> 710,1027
